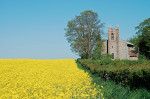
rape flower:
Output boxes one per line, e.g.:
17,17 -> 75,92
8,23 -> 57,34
0,59 -> 103,98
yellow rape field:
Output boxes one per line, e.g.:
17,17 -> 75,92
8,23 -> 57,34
0,59 -> 103,99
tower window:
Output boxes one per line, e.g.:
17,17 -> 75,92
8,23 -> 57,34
111,33 -> 114,40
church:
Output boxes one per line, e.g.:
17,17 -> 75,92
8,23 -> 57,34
102,24 -> 138,60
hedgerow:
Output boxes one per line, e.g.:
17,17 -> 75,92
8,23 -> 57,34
77,59 -> 150,90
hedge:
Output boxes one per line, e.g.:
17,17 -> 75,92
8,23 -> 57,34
77,59 -> 150,90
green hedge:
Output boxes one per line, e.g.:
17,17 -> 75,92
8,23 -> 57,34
77,59 -> 150,90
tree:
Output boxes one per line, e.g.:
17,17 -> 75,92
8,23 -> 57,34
91,40 -> 103,60
129,18 -> 150,59
138,25 -> 150,59
65,10 -> 103,59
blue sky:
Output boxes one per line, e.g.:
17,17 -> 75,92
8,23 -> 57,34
0,0 -> 149,59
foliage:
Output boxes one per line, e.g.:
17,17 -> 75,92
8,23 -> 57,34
138,54 -> 147,60
65,10 -> 103,59
138,25 -> 150,59
0,59 -> 103,98
77,62 -> 150,99
91,41 -> 102,60
77,59 -> 150,90
101,54 -> 113,60
129,17 -> 150,59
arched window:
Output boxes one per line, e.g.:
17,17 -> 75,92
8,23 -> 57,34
111,33 -> 114,40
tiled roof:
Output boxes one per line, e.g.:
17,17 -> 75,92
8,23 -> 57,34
129,51 -> 138,57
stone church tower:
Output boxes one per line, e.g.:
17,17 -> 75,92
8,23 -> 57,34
102,24 -> 138,60
108,24 -> 119,59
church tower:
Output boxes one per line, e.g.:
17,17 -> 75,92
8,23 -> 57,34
108,24 -> 119,59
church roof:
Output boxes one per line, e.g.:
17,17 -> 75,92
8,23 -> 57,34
129,51 -> 137,57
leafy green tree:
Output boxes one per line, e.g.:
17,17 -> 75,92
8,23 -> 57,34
91,39 -> 104,60
91,43 -> 102,60
65,10 -> 103,59
129,18 -> 150,59
138,25 -> 150,59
